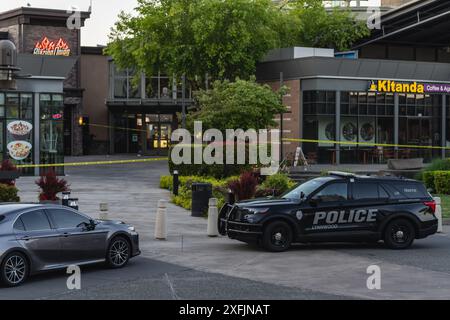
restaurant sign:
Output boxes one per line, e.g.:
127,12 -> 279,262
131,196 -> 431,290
369,80 -> 450,94
33,37 -> 71,56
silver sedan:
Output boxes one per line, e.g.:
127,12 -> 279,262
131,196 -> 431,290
0,203 -> 140,287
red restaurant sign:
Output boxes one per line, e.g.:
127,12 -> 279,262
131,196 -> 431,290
33,37 -> 71,56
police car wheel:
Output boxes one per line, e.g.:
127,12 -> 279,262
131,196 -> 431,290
262,221 -> 292,252
384,219 -> 415,249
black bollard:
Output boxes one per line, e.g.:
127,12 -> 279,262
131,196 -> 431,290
173,170 -> 179,196
227,189 -> 235,205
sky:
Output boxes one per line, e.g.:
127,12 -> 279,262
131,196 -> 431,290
1,0 -> 139,46
1,0 -> 381,46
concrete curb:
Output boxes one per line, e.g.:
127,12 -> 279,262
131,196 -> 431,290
443,218 -> 450,226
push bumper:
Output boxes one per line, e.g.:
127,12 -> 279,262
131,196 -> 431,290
222,218 -> 263,244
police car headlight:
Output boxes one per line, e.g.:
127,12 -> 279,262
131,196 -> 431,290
128,226 -> 136,232
244,215 -> 256,223
244,208 -> 269,215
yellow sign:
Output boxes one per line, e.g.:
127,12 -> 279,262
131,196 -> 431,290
369,80 -> 424,94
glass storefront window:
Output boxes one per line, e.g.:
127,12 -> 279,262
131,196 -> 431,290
40,94 -> 64,175
112,64 -> 142,99
0,92 -> 35,174
304,90 -> 445,165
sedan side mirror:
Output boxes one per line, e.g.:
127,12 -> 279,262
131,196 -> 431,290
89,219 -> 97,230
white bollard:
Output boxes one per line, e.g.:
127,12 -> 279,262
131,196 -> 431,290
155,199 -> 167,240
99,203 -> 108,220
207,198 -> 219,237
434,197 -> 443,233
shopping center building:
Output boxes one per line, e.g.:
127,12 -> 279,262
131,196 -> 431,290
3,1 -> 449,168
0,7 -> 90,174
257,0 -> 450,165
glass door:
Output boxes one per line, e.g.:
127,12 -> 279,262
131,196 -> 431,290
160,124 -> 171,150
144,114 -> 172,155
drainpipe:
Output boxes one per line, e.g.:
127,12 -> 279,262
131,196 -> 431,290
394,93 -> 399,158
335,91 -> 341,165
442,95 -> 446,159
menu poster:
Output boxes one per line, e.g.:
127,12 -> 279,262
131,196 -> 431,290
7,120 -> 33,161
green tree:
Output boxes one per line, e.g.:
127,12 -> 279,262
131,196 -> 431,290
186,78 -> 287,132
106,0 -> 285,87
288,0 -> 370,51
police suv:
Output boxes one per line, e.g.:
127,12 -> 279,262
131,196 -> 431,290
219,172 -> 438,251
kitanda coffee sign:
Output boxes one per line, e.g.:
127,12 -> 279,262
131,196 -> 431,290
33,37 -> 71,56
369,80 -> 450,94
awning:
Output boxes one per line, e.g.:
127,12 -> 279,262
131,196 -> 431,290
17,54 -> 78,78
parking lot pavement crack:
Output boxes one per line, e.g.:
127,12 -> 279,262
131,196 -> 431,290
164,273 -> 180,300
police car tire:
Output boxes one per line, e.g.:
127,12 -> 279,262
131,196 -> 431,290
383,218 -> 415,250
262,221 -> 293,252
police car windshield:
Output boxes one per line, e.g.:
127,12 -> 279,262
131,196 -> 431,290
282,177 -> 334,201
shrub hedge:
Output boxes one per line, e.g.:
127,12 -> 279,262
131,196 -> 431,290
0,184 -> 20,202
434,171 -> 450,195
418,170 -> 450,194
160,175 -> 239,213
160,172 -> 296,214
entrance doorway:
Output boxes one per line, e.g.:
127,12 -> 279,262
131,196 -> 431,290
144,114 -> 172,155
111,112 -> 174,155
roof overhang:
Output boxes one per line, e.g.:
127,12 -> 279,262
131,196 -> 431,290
354,0 -> 450,49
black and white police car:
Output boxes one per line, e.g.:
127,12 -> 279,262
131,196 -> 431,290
219,172 -> 438,251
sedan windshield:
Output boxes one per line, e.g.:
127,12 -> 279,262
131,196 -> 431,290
282,177 -> 334,201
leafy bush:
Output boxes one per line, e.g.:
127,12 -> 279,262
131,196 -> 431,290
160,173 -> 295,212
434,171 -> 450,195
160,175 -> 236,212
422,171 -> 436,191
0,159 -> 18,186
227,171 -> 259,201
0,184 -> 20,202
160,175 -> 173,189
258,173 -> 293,196
35,170 -> 70,201
423,159 -> 450,172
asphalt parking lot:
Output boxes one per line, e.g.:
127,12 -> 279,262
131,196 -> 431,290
11,155 -> 450,300
0,257 -> 348,300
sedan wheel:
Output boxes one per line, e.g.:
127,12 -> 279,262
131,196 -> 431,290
1,252 -> 28,287
106,237 -> 130,268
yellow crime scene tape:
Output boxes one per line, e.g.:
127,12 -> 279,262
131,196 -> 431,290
25,121 -> 445,169
16,157 -> 168,169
